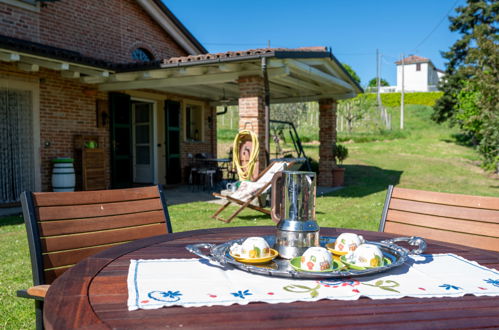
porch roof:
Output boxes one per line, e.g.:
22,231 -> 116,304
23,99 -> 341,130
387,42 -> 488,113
0,38 -> 362,103
100,47 -> 363,104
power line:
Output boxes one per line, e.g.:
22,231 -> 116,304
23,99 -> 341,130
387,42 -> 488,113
411,0 -> 460,52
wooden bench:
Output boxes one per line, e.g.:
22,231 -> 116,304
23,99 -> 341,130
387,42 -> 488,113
379,185 -> 499,252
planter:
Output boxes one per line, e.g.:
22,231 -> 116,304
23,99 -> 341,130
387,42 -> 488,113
332,167 -> 345,187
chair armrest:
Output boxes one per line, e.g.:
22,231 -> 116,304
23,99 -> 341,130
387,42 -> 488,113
17,285 -> 50,301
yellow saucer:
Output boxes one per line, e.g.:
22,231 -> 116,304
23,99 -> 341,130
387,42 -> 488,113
230,248 -> 279,264
325,243 -> 349,260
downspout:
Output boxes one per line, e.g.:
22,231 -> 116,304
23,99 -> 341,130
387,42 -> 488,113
261,57 -> 271,165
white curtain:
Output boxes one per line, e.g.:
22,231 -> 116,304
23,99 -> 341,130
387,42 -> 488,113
0,88 -> 34,203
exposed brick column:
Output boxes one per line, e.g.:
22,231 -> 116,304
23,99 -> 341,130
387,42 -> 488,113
238,75 -> 267,177
318,98 -> 337,186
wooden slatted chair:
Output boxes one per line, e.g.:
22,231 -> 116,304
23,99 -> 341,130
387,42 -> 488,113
17,185 -> 172,329
379,185 -> 499,252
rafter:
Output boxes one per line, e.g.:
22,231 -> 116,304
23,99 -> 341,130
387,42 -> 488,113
285,59 -> 352,91
17,63 -> 39,72
0,51 -> 20,62
99,67 -> 288,91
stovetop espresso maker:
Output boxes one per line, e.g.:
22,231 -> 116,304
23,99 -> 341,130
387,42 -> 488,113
271,170 -> 319,259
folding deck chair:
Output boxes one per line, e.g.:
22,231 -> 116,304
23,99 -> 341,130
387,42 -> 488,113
17,185 -> 172,329
212,160 -> 303,223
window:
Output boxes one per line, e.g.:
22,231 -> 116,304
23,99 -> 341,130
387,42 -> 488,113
185,103 -> 203,142
416,63 -> 421,71
131,48 -> 154,62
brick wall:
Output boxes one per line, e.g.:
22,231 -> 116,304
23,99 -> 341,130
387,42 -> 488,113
38,69 -> 110,191
0,0 -> 188,62
318,98 -> 337,186
0,64 -> 110,191
238,75 -> 267,177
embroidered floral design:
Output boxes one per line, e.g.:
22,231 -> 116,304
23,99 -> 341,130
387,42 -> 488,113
319,279 -> 360,288
362,280 -> 400,293
439,284 -> 461,291
148,290 -> 182,302
283,284 -> 321,298
231,289 -> 252,299
484,279 -> 499,287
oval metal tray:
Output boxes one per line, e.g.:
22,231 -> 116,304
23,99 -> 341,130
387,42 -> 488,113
186,235 -> 426,279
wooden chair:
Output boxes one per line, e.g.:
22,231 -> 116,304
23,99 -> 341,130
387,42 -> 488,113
379,185 -> 499,251
17,185 -> 172,329
212,160 -> 303,223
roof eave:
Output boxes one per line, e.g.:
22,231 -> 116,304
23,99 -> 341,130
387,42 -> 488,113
137,0 -> 207,55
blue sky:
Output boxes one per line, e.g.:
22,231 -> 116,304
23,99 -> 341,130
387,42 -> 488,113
164,0 -> 466,87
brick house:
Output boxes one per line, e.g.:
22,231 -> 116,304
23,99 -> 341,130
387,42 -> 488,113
0,0 -> 361,204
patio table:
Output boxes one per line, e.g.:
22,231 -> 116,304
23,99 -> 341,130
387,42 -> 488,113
43,226 -> 499,329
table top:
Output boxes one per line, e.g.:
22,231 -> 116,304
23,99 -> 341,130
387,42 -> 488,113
44,226 -> 499,329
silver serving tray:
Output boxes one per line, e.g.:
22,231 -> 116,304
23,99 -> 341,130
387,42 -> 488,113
186,236 -> 426,279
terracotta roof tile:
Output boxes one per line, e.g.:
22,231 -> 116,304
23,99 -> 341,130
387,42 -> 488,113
162,47 -> 329,65
395,55 -> 430,65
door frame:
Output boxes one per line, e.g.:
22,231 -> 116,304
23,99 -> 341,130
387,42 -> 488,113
0,77 -> 41,192
131,97 -> 158,184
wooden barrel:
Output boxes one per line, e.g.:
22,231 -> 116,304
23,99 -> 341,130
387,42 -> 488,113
52,158 -> 75,192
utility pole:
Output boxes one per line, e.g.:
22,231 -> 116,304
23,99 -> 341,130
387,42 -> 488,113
400,53 -> 405,130
376,49 -> 386,127
376,49 -> 382,110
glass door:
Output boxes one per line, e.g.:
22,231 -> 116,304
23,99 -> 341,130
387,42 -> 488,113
132,101 -> 153,184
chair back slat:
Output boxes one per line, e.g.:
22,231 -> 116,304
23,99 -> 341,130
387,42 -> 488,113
41,222 -> 166,252
36,198 -> 163,221
38,210 -> 165,236
384,222 -> 499,251
42,244 -> 118,270
391,187 -> 499,210
386,210 -> 499,236
21,185 -> 172,285
389,198 -> 499,223
32,186 -> 160,206
380,185 -> 499,252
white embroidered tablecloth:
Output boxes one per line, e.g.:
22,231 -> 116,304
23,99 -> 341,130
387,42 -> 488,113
127,254 -> 499,311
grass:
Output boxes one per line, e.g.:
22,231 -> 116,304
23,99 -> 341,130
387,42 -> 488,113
1,105 -> 497,329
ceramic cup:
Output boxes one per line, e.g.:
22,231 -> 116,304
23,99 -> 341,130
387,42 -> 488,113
334,233 -> 365,253
346,243 -> 384,268
300,247 -> 332,271
230,237 -> 271,259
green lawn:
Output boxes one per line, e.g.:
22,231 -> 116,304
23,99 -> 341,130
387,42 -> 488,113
1,105 -> 497,329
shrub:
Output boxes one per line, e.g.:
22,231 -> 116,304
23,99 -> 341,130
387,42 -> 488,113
333,144 -> 349,165
364,92 -> 443,107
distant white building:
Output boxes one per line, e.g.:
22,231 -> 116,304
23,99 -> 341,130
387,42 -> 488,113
395,55 -> 444,92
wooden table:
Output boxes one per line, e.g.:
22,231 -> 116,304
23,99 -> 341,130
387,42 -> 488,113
44,226 -> 499,329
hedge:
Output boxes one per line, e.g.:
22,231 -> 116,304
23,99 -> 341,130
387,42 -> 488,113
363,92 -> 443,107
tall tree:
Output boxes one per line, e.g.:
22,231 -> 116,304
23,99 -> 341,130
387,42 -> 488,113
433,0 -> 498,171
342,63 -> 361,85
368,78 -> 389,87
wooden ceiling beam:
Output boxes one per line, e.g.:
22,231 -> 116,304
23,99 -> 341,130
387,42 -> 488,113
0,51 -> 20,62
99,67 -> 288,91
285,59 -> 352,91
20,56 -> 70,71
17,62 -> 39,72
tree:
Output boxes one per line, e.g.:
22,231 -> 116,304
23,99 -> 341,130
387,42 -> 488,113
342,63 -> 361,85
368,78 -> 389,87
433,0 -> 498,171
337,94 -> 376,133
